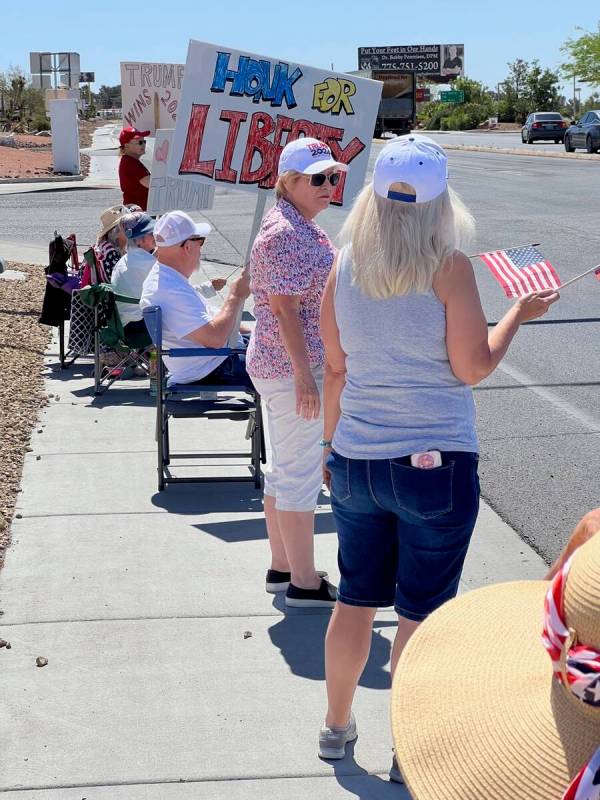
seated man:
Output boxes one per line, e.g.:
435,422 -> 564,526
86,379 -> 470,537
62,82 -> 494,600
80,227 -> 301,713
111,212 -> 157,340
140,210 -> 252,389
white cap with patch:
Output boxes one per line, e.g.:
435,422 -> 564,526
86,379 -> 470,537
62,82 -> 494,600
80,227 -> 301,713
373,134 -> 448,204
154,210 -> 212,247
278,137 -> 349,176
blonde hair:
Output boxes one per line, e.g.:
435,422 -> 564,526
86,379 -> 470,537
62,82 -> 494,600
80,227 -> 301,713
339,182 -> 475,299
275,170 -> 303,201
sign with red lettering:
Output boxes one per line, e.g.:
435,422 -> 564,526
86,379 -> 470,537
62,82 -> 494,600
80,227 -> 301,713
168,40 -> 383,207
120,62 -> 185,135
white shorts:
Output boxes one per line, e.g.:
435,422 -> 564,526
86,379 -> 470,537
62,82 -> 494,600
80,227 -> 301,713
251,368 -> 324,512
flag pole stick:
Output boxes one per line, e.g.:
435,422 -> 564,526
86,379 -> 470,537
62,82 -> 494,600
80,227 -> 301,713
469,243 -> 540,259
556,264 -> 600,290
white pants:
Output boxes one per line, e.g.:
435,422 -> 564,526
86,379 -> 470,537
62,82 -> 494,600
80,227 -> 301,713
251,369 -> 324,512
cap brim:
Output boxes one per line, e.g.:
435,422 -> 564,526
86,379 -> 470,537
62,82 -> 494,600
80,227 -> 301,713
133,130 -> 150,138
193,222 -> 212,237
128,223 -> 155,239
302,158 -> 349,175
392,580 -> 600,799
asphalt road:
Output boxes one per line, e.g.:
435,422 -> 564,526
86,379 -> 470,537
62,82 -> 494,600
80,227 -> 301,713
422,129 -> 570,152
1,145 -> 599,562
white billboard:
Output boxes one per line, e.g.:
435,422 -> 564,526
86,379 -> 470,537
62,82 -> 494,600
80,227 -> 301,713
120,62 -> 185,135
167,40 -> 382,208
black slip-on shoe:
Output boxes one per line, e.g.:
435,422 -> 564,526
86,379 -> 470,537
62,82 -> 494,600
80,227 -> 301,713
285,578 -> 337,608
266,569 -> 328,594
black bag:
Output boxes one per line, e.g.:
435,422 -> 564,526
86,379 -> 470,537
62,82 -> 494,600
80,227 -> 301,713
38,234 -> 76,326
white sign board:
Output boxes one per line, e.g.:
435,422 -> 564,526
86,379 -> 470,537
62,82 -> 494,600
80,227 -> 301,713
120,62 -> 185,135
48,99 -> 80,175
168,40 -> 382,208
147,129 -> 214,215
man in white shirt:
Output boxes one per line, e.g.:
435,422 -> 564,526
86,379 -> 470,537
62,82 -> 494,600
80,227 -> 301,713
111,212 -> 157,338
140,210 -> 251,388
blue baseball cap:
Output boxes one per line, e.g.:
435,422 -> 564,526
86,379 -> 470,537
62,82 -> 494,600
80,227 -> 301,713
126,213 -> 155,240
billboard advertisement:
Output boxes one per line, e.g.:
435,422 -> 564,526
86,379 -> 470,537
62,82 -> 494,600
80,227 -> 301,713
358,44 -> 464,78
167,40 -> 382,208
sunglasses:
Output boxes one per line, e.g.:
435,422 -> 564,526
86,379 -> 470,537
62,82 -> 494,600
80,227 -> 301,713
180,236 -> 205,247
135,139 -> 147,145
309,172 -> 341,187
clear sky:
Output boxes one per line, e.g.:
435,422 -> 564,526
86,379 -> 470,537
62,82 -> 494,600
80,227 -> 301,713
1,0 -> 597,99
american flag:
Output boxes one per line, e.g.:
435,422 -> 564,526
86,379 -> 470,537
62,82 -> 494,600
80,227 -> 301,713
479,245 -> 561,298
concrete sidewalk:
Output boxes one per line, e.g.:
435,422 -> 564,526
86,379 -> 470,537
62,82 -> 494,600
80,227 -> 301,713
0,311 -> 547,797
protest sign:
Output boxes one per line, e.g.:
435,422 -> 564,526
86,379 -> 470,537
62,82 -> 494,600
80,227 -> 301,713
168,40 -> 382,208
120,62 -> 185,135
147,129 -> 214,215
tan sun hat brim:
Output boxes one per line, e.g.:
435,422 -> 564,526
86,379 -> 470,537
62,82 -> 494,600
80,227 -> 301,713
391,580 -> 600,800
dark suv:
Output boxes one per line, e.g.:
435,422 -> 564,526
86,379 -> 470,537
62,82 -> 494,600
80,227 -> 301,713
564,110 -> 600,153
521,112 -> 566,144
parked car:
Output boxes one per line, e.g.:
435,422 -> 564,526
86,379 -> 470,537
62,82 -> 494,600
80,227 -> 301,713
521,112 -> 567,144
564,110 -> 600,154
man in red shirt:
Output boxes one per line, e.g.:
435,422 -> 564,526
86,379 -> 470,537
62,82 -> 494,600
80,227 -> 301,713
118,127 -> 151,210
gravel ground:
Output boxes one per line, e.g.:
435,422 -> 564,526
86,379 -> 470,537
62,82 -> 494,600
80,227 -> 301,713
0,119 -> 102,179
0,262 -> 51,567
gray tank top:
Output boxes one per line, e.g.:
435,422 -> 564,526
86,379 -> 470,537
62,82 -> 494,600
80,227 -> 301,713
332,246 -> 478,459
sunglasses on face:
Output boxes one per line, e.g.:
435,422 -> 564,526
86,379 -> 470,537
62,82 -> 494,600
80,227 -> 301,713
135,139 -> 146,145
309,172 -> 341,187
180,236 -> 205,247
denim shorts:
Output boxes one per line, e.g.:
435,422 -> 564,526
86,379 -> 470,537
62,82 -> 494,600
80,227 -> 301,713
327,450 -> 480,621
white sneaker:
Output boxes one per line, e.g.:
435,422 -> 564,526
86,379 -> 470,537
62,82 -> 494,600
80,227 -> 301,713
318,713 -> 357,759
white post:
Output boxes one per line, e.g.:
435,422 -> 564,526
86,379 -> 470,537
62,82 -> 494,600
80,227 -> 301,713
227,191 -> 267,347
48,98 -> 80,175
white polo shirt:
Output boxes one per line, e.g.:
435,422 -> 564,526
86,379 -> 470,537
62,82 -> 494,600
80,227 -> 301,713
140,262 -> 226,386
111,246 -> 157,325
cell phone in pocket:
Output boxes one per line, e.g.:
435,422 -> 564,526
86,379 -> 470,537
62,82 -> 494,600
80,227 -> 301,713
410,450 -> 442,469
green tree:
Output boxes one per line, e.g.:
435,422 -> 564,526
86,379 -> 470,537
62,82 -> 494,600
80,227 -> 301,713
524,61 -> 561,110
561,23 -> 600,85
499,59 -> 561,122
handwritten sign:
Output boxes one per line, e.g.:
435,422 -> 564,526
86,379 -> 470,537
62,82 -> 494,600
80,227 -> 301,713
120,61 -> 185,135
167,40 -> 382,208
147,129 -> 214,215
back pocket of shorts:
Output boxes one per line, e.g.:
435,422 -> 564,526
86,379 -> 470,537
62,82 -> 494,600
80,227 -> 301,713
389,461 -> 454,519
328,452 -> 351,502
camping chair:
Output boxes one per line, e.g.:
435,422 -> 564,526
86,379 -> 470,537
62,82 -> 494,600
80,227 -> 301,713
142,305 -> 266,491
38,232 -> 80,368
79,283 -> 152,395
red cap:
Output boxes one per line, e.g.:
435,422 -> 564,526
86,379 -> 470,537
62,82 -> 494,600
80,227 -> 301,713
119,127 -> 150,146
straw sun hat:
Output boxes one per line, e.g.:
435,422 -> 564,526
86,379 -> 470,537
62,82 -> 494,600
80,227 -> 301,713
97,205 -> 132,241
392,533 -> 600,800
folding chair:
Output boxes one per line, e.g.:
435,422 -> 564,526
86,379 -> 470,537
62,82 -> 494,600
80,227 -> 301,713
143,305 -> 265,491
79,283 -> 152,395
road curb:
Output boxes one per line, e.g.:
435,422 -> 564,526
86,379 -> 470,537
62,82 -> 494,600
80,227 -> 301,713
441,143 -> 600,160
0,174 -> 85,185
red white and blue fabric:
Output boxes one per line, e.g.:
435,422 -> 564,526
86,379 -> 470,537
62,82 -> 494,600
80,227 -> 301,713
562,747 -> 600,800
479,245 -> 561,298
542,558 -> 600,800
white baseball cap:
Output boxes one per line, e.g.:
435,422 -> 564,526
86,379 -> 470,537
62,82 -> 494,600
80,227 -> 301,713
373,134 -> 448,204
278,137 -> 349,176
154,210 -> 212,247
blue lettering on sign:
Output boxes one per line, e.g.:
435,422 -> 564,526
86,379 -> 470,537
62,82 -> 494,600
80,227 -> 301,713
210,51 -> 303,109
